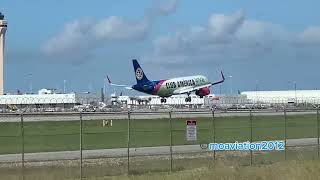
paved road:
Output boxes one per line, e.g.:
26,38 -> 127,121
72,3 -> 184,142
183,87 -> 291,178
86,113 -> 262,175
0,138 -> 318,163
0,110 -> 316,122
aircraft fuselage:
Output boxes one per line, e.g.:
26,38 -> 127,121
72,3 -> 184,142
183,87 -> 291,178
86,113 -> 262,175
132,75 -> 210,97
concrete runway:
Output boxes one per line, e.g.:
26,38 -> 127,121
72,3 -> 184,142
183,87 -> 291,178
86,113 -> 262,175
0,110 -> 316,122
0,138 -> 318,163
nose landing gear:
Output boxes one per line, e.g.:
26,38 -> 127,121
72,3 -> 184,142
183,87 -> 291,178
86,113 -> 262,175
161,98 -> 167,103
185,96 -> 191,102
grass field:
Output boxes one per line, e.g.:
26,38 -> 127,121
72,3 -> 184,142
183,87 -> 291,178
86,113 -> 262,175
0,113 -> 318,154
1,149 -> 320,180
108,160 -> 320,180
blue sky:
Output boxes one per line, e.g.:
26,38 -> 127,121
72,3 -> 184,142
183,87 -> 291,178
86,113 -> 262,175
1,0 -> 320,95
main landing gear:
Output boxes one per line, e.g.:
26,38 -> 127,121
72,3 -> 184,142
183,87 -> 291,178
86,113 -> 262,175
161,98 -> 167,103
185,96 -> 191,102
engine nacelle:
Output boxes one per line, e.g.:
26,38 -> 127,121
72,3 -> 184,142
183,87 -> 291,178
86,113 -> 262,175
195,87 -> 210,97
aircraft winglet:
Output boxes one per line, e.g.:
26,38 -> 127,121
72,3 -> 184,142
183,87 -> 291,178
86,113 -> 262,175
211,71 -> 225,86
221,71 -> 225,81
107,76 -> 112,84
106,75 -> 132,90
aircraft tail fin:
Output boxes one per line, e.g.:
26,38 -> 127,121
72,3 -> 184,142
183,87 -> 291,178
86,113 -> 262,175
132,59 -> 150,84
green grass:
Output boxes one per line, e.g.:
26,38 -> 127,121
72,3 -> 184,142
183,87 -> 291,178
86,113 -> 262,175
0,114 -> 318,154
1,150 -> 320,180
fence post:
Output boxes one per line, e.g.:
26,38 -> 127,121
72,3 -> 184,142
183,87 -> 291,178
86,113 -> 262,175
79,111 -> 83,180
20,113 -> 25,180
284,109 -> 287,160
250,109 -> 253,166
127,111 -> 131,174
211,110 -> 216,162
317,107 -> 319,159
169,111 -> 173,172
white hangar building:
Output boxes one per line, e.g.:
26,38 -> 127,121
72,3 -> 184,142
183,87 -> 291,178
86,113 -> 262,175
0,89 -> 78,111
241,90 -> 320,104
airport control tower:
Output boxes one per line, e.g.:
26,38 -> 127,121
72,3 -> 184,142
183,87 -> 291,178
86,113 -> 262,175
0,12 -> 7,95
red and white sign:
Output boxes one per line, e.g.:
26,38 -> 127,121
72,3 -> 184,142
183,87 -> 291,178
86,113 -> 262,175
186,120 -> 197,141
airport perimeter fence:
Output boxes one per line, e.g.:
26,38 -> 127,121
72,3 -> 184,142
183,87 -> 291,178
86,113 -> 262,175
0,109 -> 320,179
3,96 -> 320,113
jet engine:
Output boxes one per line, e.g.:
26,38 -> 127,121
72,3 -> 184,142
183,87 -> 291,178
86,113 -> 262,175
195,87 -> 210,97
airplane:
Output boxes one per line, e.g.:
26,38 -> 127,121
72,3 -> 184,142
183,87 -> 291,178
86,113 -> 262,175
107,59 -> 225,103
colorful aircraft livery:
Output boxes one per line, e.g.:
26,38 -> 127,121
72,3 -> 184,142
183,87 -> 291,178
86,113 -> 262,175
107,59 -> 225,103
166,77 -> 206,89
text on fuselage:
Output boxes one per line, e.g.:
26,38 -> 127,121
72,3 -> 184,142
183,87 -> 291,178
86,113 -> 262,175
165,77 -> 206,89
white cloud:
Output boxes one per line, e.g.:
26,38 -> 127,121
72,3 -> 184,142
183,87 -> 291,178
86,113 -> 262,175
148,0 -> 177,17
207,11 -> 245,42
148,11 -> 297,66
236,20 -> 290,42
42,0 -> 177,59
297,26 -> 320,46
43,5 -> 320,67
152,11 -> 246,58
157,0 -> 177,15
43,19 -> 93,55
92,16 -> 149,40
43,17 -> 149,56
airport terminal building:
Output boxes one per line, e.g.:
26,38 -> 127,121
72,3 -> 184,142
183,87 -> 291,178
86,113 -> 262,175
241,90 -> 320,104
0,89 -> 78,112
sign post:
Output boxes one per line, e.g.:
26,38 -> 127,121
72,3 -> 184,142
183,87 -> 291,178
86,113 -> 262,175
186,120 -> 197,141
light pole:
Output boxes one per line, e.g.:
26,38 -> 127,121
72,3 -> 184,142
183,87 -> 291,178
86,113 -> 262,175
104,77 -> 108,102
294,81 -> 297,104
229,75 -> 233,95
288,80 -> 297,105
88,83 -> 93,94
255,80 -> 259,104
28,74 -> 33,94
63,80 -> 66,93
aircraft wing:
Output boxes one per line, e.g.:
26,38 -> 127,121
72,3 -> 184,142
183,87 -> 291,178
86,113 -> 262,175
107,76 -> 133,90
173,84 -> 212,94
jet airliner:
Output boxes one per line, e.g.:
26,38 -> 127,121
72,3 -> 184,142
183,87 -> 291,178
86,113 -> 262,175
107,59 -> 225,103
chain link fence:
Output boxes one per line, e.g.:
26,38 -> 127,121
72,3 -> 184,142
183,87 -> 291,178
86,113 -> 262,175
0,109 -> 319,179
1,96 -> 320,114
